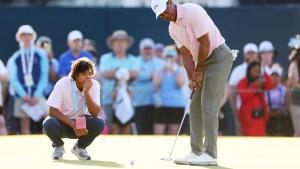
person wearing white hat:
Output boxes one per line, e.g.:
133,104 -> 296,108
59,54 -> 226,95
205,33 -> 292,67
7,25 -> 49,134
152,46 -> 185,135
259,41 -> 276,75
154,42 -> 166,74
151,0 -> 234,165
99,30 -> 138,132
266,64 -> 289,136
131,38 -> 161,134
228,43 -> 259,134
155,43 -> 165,59
58,30 -> 94,78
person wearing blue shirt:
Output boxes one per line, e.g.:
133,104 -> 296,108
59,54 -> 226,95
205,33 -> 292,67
131,38 -> 162,134
58,30 -> 94,78
153,46 -> 185,135
7,25 -> 49,134
99,30 -> 138,132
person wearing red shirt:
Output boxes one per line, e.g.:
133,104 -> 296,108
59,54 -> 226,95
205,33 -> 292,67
238,61 -> 274,136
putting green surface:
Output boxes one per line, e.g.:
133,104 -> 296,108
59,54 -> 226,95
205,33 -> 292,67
0,135 -> 299,169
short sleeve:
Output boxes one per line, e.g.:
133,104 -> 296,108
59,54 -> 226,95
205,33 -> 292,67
99,54 -> 112,72
47,80 -> 63,109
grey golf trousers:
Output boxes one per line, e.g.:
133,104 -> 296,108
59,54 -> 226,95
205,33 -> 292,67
190,44 -> 233,158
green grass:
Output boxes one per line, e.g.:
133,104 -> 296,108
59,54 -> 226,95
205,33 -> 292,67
0,135 -> 299,169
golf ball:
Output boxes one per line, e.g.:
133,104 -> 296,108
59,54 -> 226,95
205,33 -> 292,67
130,160 -> 135,165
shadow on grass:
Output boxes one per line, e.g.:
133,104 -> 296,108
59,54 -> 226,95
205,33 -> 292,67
204,166 -> 232,169
55,159 -> 125,168
176,163 -> 232,169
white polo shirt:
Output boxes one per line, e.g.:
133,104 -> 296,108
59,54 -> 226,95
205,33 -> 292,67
169,3 -> 225,62
228,62 -> 248,110
47,77 -> 101,119
229,62 -> 248,86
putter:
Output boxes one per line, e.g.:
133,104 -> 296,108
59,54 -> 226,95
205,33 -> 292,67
161,91 -> 195,161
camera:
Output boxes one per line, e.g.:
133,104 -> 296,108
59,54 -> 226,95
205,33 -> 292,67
288,35 -> 300,61
288,34 -> 300,50
252,109 -> 265,118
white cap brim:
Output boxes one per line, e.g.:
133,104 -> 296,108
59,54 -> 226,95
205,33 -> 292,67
151,0 -> 167,19
15,25 -> 37,42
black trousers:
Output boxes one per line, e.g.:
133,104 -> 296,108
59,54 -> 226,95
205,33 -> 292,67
43,115 -> 105,148
134,105 -> 155,134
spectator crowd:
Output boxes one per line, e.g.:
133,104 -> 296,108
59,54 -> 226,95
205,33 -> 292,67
0,24 -> 299,137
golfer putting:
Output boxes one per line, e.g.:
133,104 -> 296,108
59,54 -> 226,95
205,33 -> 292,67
151,0 -> 233,166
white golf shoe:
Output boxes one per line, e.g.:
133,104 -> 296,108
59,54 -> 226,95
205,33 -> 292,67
52,146 -> 65,160
174,153 -> 199,165
188,152 -> 218,166
71,143 -> 91,160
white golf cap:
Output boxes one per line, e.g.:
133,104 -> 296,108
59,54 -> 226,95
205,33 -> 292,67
151,0 -> 168,19
271,63 -> 283,76
68,30 -> 83,41
243,43 -> 258,54
162,47 -> 178,57
139,38 -> 155,49
15,25 -> 37,42
259,41 -> 274,52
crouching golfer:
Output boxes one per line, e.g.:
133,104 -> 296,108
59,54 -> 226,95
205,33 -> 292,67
43,57 -> 104,160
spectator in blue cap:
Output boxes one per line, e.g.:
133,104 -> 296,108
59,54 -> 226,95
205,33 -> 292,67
132,38 -> 160,134
153,46 -> 185,135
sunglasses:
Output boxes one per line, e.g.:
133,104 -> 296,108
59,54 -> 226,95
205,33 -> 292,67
21,33 -> 33,36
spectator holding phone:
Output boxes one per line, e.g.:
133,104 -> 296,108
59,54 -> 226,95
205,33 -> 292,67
237,61 -> 274,136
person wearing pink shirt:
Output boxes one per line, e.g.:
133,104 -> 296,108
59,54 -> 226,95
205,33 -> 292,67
43,58 -> 104,160
151,0 -> 233,166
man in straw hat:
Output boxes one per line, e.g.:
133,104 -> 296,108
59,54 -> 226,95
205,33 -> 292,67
99,30 -> 138,132
7,25 -> 49,134
151,0 -> 234,165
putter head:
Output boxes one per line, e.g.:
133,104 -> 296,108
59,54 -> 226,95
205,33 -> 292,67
161,156 -> 173,161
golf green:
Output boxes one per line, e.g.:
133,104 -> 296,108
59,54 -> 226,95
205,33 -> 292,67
0,135 -> 299,169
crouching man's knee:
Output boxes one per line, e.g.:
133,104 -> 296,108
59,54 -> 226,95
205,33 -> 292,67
43,117 -> 61,135
88,117 -> 105,135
